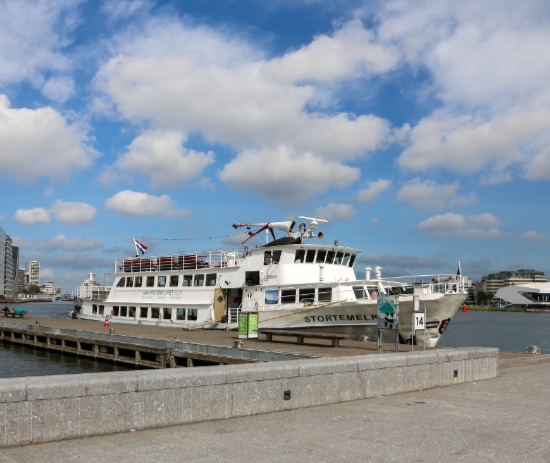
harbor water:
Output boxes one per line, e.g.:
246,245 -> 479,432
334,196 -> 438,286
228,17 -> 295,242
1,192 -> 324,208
437,309 -> 550,353
0,301 -> 137,378
1,302 -> 549,378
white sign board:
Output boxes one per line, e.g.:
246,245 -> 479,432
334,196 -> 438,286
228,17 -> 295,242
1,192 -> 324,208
414,313 -> 425,330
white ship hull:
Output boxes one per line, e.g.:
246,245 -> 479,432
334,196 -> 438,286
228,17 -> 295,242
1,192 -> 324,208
77,218 -> 467,347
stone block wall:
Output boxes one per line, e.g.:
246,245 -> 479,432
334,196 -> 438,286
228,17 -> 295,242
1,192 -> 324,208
0,347 -> 498,447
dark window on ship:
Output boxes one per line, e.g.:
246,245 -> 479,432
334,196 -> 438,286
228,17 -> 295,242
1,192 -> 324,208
349,254 -> 356,267
151,307 -> 160,319
245,271 -> 260,286
326,251 -> 335,264
188,308 -> 198,321
139,307 -> 148,318
176,308 -> 186,320
129,307 -> 136,317
125,277 -> 134,287
146,276 -> 155,287
116,278 -> 125,287
316,250 -> 327,263
342,253 -> 350,266
182,275 -> 192,286
170,275 -> 179,287
281,289 -> 296,304
353,286 -> 367,299
318,287 -> 332,302
158,276 -> 166,287
305,250 -> 315,263
163,308 -> 172,320
206,273 -> 217,286
299,288 -> 315,303
99,305 -> 104,315
335,251 -> 344,265
120,306 -> 128,317
273,250 -> 282,263
295,250 -> 305,263
264,251 -> 272,265
112,306 -> 120,316
134,276 -> 143,287
92,304 -> 98,314
194,274 -> 205,287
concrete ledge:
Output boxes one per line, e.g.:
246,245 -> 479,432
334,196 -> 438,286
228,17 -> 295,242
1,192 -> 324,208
0,347 -> 498,448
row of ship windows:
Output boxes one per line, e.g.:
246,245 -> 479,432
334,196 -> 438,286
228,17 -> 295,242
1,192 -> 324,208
292,250 -> 356,266
91,304 -> 199,321
116,273 -> 217,288
266,287 -> 332,304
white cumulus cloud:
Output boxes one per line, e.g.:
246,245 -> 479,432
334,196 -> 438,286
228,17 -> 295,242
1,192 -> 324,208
313,203 -> 355,221
415,212 -> 502,239
105,190 -> 189,217
396,179 -> 476,211
49,200 -> 97,225
356,179 -> 391,203
113,130 -> 215,188
43,234 -> 103,251
0,95 -> 98,182
219,145 -> 360,203
14,207 -> 50,225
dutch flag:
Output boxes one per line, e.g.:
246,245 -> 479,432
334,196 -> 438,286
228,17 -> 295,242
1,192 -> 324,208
134,238 -> 148,255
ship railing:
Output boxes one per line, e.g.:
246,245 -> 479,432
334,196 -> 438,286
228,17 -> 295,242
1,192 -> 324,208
376,274 -> 466,295
116,250 -> 244,273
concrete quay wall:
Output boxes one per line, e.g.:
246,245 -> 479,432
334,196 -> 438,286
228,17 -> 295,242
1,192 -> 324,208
0,347 -> 498,448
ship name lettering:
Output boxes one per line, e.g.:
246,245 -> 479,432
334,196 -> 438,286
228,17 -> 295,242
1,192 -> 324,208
143,290 -> 183,296
304,314 -> 372,323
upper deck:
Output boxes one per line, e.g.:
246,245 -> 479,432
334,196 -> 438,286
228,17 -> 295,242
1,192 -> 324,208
116,250 -> 243,274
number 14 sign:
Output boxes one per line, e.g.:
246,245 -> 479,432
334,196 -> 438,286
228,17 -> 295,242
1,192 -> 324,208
414,313 -> 425,330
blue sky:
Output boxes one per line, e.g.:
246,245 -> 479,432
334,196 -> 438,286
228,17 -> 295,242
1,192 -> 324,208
1,0 -> 550,292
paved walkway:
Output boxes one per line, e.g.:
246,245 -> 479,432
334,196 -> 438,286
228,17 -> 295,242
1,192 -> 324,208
1,353 -> 549,463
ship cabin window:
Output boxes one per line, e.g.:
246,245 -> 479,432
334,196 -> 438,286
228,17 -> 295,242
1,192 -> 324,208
176,308 -> 186,320
129,306 -> 136,317
158,276 -> 166,287
294,250 -> 305,263
348,254 -> 356,267
318,287 -> 332,302
326,251 -> 335,264
316,250 -> 327,263
188,308 -> 198,321
112,306 -> 120,316
146,276 -> 155,287
353,286 -> 368,299
135,276 -> 143,287
281,289 -> 296,304
92,304 -> 98,314
206,273 -> 217,286
342,253 -> 350,266
305,250 -> 315,263
99,305 -> 104,315
151,307 -> 160,319
299,288 -> 315,304
182,275 -> 193,286
264,250 -> 282,265
116,278 -> 125,287
194,274 -> 205,286
120,306 -> 128,317
334,251 -> 344,265
170,275 -> 179,287
245,271 -> 261,286
162,308 -> 172,320
126,277 -> 134,288
139,307 -> 148,318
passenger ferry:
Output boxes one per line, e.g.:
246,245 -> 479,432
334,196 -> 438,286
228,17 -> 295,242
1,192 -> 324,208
76,217 -> 467,346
